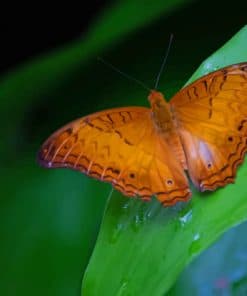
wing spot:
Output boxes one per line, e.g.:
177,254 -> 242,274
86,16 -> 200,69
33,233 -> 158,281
228,136 -> 233,142
124,138 -> 133,146
207,163 -> 212,169
129,173 -> 135,179
166,179 -> 173,185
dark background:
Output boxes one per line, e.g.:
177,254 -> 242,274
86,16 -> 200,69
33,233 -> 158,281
1,1 -> 108,74
2,0 -> 246,76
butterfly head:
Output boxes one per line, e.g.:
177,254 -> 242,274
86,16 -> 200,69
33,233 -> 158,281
148,90 -> 167,108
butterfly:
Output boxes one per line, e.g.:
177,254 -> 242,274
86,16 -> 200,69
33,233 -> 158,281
38,63 -> 247,206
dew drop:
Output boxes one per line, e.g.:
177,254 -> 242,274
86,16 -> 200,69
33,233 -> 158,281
116,278 -> 128,296
193,232 -> 200,241
122,200 -> 132,210
146,201 -> 161,219
131,203 -> 149,232
189,232 -> 202,256
179,209 -> 193,227
109,223 -> 124,244
203,62 -> 216,73
131,214 -> 144,232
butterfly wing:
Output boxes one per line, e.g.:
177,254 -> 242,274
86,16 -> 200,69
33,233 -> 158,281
38,107 -> 191,205
170,63 -> 247,190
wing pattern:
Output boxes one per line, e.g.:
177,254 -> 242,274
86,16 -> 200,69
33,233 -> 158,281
171,63 -> 247,191
38,107 -> 191,205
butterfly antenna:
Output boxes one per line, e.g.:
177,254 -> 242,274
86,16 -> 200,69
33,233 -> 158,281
154,34 -> 174,90
97,57 -> 151,92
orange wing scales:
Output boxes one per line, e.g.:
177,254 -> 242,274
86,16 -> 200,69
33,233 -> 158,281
171,62 -> 247,191
201,141 -> 247,190
38,107 -> 191,206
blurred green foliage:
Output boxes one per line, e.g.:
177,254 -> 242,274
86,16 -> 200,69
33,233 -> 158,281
169,221 -> 247,295
1,0 -> 247,295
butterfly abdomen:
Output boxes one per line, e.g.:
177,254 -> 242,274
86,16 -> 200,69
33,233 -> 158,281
148,90 -> 187,170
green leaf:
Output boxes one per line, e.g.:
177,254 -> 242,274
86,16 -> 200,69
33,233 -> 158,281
81,26 -> 247,296
185,25 -> 247,86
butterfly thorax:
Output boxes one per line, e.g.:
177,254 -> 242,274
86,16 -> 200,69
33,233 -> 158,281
148,90 -> 174,132
148,90 -> 187,169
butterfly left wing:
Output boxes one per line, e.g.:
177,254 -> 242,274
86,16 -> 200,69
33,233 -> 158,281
38,107 -> 191,206
170,63 -> 247,191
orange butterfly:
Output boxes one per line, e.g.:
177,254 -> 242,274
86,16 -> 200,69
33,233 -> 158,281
38,63 -> 247,206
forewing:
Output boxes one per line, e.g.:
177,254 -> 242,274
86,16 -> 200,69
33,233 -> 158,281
38,107 -> 191,206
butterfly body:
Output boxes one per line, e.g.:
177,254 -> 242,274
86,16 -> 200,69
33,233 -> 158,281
38,63 -> 247,206
149,90 -> 187,170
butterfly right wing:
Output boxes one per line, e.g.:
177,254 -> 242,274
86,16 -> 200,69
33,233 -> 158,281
38,106 -> 191,206
170,63 -> 247,191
